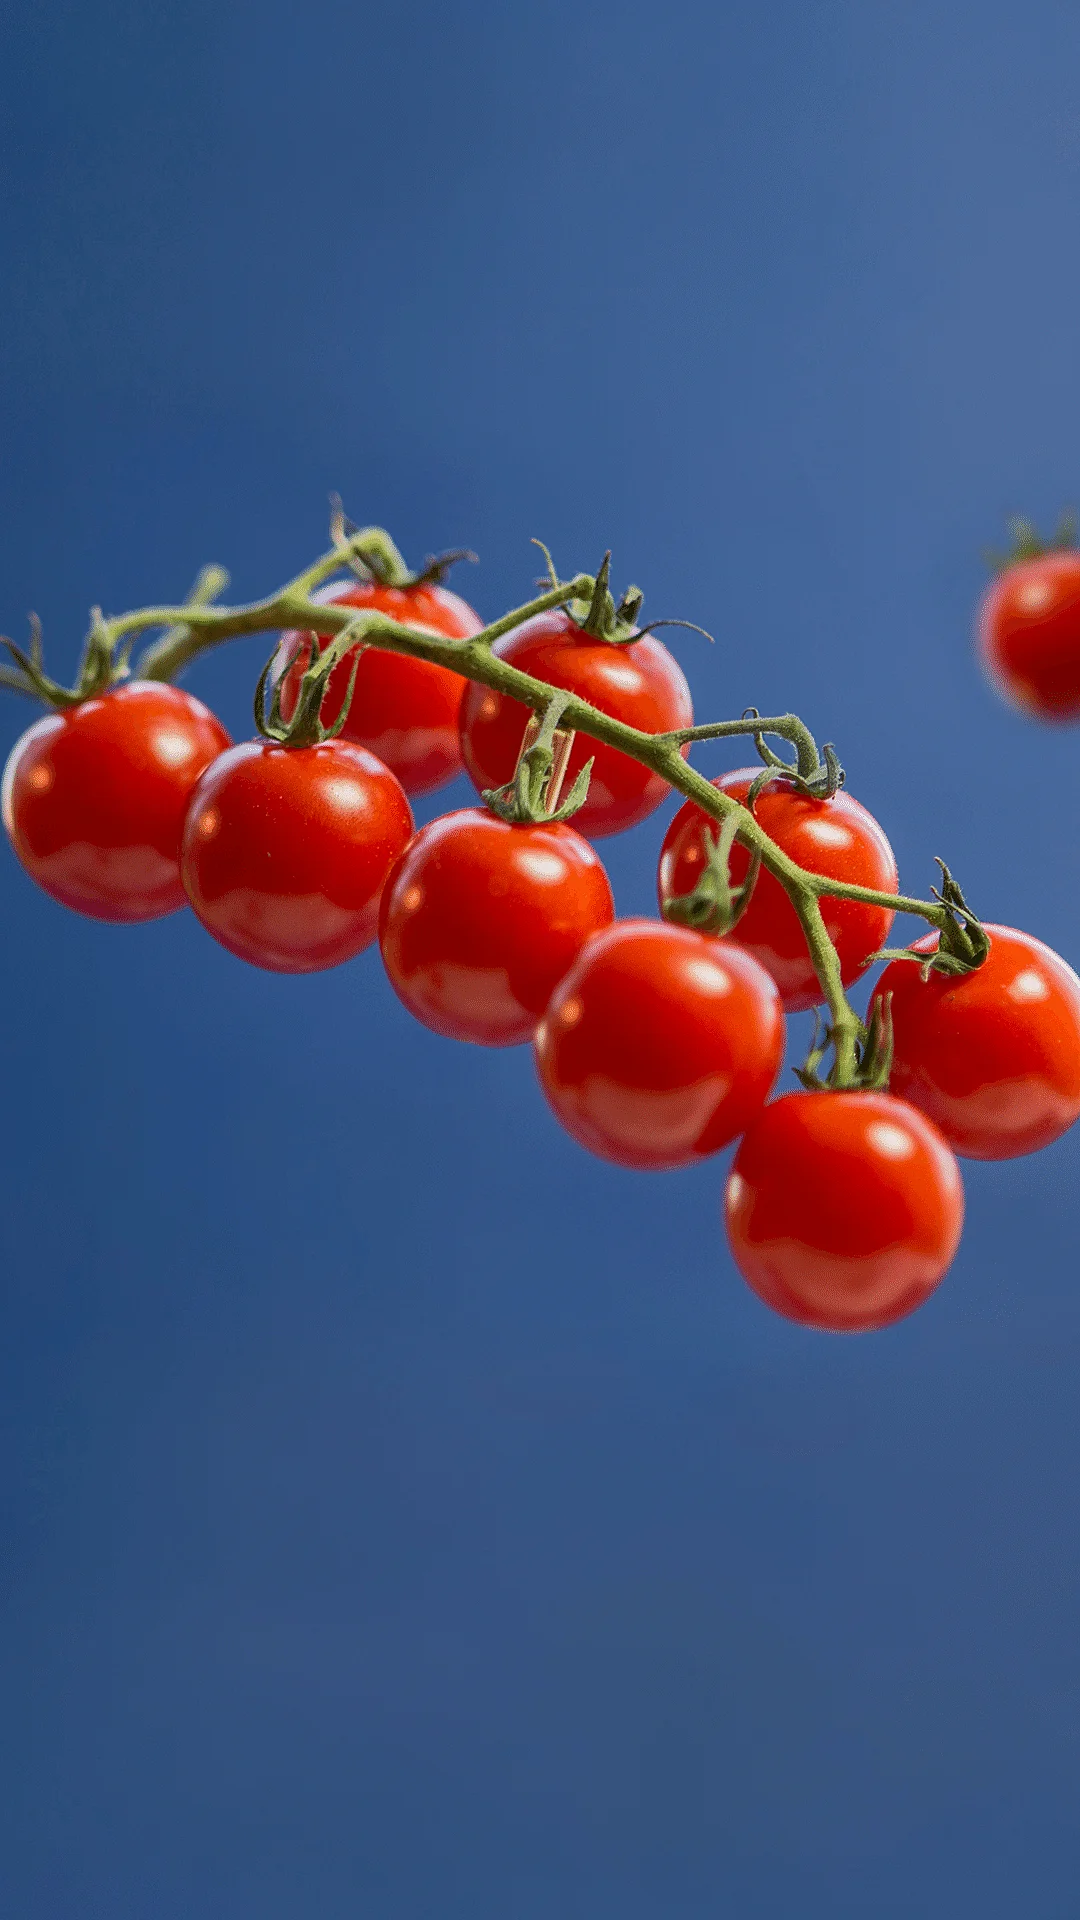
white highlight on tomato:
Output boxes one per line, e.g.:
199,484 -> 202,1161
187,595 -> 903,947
1008,967 -> 1051,1004
866,1120 -> 917,1161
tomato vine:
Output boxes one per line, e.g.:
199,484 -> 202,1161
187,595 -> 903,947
1,520 -> 972,1092
5,510 -> 1080,1333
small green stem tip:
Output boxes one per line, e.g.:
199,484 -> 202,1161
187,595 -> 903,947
254,621 -> 366,748
484,689 -> 594,825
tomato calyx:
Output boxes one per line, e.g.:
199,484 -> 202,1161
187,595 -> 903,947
328,496 -> 477,592
660,715 -> 844,934
870,861 -> 990,981
795,993 -> 895,1094
741,708 -> 845,801
483,689 -> 595,825
254,624 -> 366,748
985,512 -> 1077,575
533,542 -> 712,650
663,805 -> 762,936
410,548 -> 481,588
1,608 -> 130,709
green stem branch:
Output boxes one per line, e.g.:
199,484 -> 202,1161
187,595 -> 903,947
660,713 -> 822,779
26,537 -> 962,1083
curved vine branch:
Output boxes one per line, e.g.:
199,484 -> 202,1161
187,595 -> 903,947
7,528 -> 962,1084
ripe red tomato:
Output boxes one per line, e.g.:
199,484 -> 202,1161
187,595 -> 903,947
277,579 -> 484,795
458,609 -> 693,838
181,740 -> 413,972
379,808 -> 615,1047
534,918 -> 784,1170
978,552 -> 1080,720
726,1092 -> 964,1332
658,771 -> 898,1011
2,681 -> 230,922
873,926 -> 1080,1160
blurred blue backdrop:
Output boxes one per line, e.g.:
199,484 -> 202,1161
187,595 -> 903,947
3,1 -> 1080,1913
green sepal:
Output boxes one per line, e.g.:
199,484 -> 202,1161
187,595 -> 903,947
254,619 -> 366,748
482,688 -> 594,825
483,757 -> 595,827
795,994 -> 894,1094
411,547 -> 479,587
740,708 -> 844,797
662,805 -> 761,936
328,497 -> 476,592
867,860 -> 989,980
985,512 -> 1076,575
534,543 -> 712,649
1,607 -> 127,709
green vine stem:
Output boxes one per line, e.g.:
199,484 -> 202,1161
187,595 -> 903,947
663,712 -> 823,780
8,528 -> 965,1085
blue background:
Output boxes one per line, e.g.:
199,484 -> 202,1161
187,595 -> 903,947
3,2 -> 1080,1912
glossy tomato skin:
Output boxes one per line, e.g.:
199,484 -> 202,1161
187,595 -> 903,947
277,579 -> 484,795
726,1092 -> 964,1332
873,926 -> 1080,1160
658,771 -> 898,1012
2,681 -> 230,922
534,918 -> 784,1170
379,808 -> 615,1047
181,739 -> 413,973
978,552 -> 1080,721
458,609 -> 693,839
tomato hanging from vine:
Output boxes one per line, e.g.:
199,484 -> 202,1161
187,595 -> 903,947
2,510 -> 1077,1335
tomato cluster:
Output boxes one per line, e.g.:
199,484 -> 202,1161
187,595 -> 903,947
5,532 -> 1080,1339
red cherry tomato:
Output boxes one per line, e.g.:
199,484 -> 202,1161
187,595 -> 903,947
726,1092 -> 964,1332
2,681 -> 230,923
978,552 -> 1080,720
658,771 -> 898,1012
873,926 -> 1080,1160
534,918 -> 784,1170
458,609 -> 693,839
181,740 -> 413,973
379,808 -> 615,1047
277,579 -> 484,795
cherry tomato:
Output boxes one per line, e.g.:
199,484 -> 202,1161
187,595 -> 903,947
181,740 -> 413,973
379,808 -> 615,1047
978,552 -> 1080,720
873,926 -> 1080,1160
726,1092 -> 964,1332
2,681 -> 230,923
534,918 -> 784,1170
458,609 -> 693,839
658,771 -> 898,1011
277,578 -> 484,795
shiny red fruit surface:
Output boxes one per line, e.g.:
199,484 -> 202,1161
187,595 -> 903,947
379,808 -> 615,1047
181,739 -> 413,973
873,926 -> 1080,1160
658,770 -> 898,1011
978,552 -> 1080,721
277,579 -> 484,795
458,609 -> 693,839
2,681 -> 230,922
725,1092 -> 964,1332
534,918 -> 784,1170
